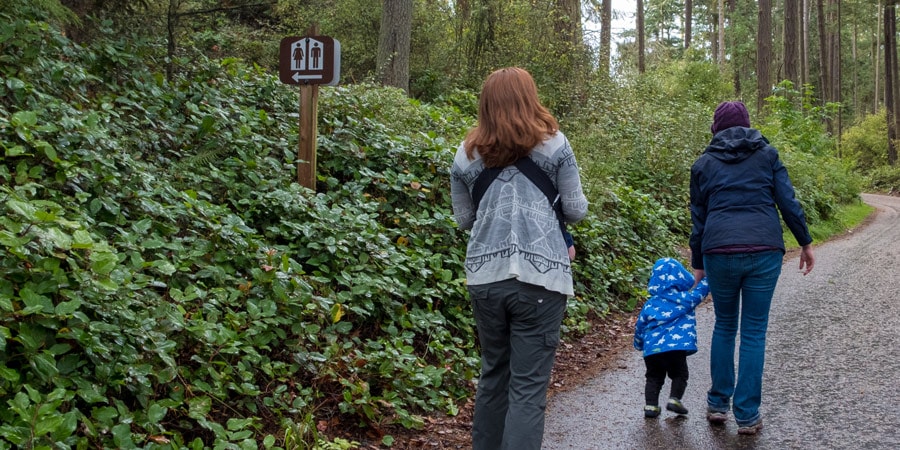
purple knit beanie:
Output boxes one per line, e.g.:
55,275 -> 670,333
711,101 -> 751,134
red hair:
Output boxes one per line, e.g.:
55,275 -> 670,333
464,67 -> 559,167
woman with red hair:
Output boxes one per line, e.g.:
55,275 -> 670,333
450,67 -> 588,450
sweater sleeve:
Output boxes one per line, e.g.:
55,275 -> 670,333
556,136 -> 589,224
450,146 -> 476,230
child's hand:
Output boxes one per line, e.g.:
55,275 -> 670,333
568,245 -> 576,261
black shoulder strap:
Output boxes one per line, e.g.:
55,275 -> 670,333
514,157 -> 565,225
471,166 -> 504,210
472,157 -> 566,226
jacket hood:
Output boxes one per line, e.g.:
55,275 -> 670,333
705,127 -> 770,164
647,258 -> 694,297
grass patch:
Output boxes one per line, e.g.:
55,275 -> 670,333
784,199 -> 875,248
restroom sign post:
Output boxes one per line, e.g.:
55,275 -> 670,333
279,34 -> 340,189
279,36 -> 341,86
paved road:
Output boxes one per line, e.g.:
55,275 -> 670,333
543,193 -> 900,449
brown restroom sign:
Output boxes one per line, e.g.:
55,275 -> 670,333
279,36 -> 341,86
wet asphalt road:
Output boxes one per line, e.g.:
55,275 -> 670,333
542,193 -> 900,450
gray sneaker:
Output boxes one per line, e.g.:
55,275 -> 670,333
706,408 -> 728,424
737,418 -> 763,435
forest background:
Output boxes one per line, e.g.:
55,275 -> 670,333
0,0 -> 896,448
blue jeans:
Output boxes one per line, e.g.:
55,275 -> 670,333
468,278 -> 567,450
703,250 -> 782,426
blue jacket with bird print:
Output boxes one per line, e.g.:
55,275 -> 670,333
633,258 -> 710,358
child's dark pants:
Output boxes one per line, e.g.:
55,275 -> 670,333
643,350 -> 689,405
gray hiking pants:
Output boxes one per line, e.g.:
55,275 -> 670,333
469,278 -> 567,450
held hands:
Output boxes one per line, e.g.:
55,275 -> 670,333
692,269 -> 705,289
798,244 -> 815,275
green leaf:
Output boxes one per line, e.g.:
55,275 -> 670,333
5,145 -> 27,156
227,417 -> 254,431
30,351 -> 60,381
147,403 -> 167,424
152,260 -> 176,276
92,406 -> 119,426
11,110 -> 37,127
112,422 -> 136,448
44,227 -> 72,249
0,364 -> 20,382
71,230 -> 93,249
55,298 -> 82,315
187,396 -> 212,419
0,424 -> 29,445
19,288 -> 54,313
34,414 -> 65,437
90,251 -> 118,275
6,199 -> 37,220
74,378 -> 107,404
34,140 -> 60,162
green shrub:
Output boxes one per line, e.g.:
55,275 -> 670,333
759,81 -> 864,223
842,109 -> 889,172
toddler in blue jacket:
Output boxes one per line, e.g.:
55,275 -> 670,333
634,257 -> 710,417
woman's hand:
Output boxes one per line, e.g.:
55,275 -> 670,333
799,244 -> 815,275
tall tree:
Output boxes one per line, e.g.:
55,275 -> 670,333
831,0 -> 842,147
685,0 -> 693,49
829,0 -> 842,107
884,0 -> 897,165
555,0 -> 582,48
638,0 -> 645,73
600,0 -> 612,78
758,0 -> 773,114
875,1 -> 883,113
818,0 -> 829,104
717,0 -> 725,69
377,0 -> 412,93
784,0 -> 800,89
801,0 -> 809,87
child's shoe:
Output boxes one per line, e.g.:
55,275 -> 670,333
643,405 -> 661,418
706,408 -> 728,424
666,397 -> 688,414
737,418 -> 763,435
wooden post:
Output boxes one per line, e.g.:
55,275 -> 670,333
297,24 -> 319,190
298,84 -> 318,189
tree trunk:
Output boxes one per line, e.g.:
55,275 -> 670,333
637,0 -> 645,73
555,0 -> 582,48
717,0 -> 725,69
758,0 -> 773,115
685,0 -> 692,49
600,0 -> 612,79
885,1 -> 897,165
377,0 -> 413,93
832,0 -> 842,153
166,0 -> 181,81
801,0 -> 809,87
875,1 -> 882,113
852,10 -> 858,114
830,0 -> 841,108
818,0 -> 829,104
784,0 -> 800,90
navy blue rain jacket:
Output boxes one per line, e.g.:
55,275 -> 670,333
689,127 -> 812,270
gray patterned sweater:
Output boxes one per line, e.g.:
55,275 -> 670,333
450,132 -> 589,296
